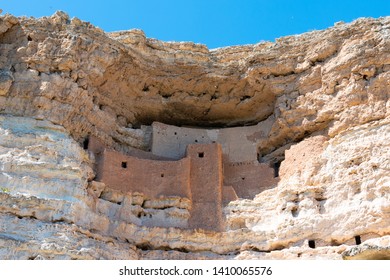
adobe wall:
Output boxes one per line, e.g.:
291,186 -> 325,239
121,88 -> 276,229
151,122 -> 268,162
87,136 -> 106,182
98,149 -> 192,200
90,132 -> 276,203
88,136 -> 106,155
186,143 -> 224,231
223,161 -> 278,199
88,135 -> 171,161
222,186 -> 238,205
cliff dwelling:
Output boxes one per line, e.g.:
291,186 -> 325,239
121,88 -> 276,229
1,12 -> 389,260
88,122 -> 279,231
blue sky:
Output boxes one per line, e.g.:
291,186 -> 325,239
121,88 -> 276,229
1,0 -> 389,49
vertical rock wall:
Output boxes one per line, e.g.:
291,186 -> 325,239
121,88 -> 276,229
0,12 -> 389,259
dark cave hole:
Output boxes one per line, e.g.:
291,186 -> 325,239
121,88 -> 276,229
355,235 -> 362,245
272,161 -> 282,178
83,137 -> 89,150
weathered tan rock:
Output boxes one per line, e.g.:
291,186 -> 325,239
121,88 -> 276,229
0,70 -> 13,96
225,120 -> 390,250
0,213 -> 138,260
0,12 -> 388,154
342,236 -> 390,260
0,12 -> 389,259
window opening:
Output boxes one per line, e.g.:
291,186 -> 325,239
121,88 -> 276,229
273,161 -> 281,177
83,137 -> 89,150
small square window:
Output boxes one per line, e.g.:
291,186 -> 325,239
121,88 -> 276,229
198,152 -> 204,158
121,162 -> 127,168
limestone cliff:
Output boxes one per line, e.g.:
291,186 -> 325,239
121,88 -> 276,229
0,12 -> 389,259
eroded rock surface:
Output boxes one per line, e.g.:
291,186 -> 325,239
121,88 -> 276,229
0,12 -> 389,259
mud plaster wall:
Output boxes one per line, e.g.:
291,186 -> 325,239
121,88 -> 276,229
99,149 -> 192,200
187,143 -> 224,231
223,161 -> 279,199
88,135 -> 168,161
95,141 -> 226,231
151,122 -> 268,163
222,186 -> 239,204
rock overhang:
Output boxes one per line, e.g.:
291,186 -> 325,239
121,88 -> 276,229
0,11 -> 390,259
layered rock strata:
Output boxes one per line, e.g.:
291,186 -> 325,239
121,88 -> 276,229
0,12 -> 389,259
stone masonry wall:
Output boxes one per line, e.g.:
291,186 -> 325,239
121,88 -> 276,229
187,143 -> 224,231
99,149 -> 192,200
151,122 -> 267,162
151,122 -> 278,199
223,161 -> 278,199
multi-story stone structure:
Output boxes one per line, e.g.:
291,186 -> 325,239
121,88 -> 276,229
88,122 -> 278,231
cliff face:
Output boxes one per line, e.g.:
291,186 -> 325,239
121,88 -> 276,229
0,12 -> 389,259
